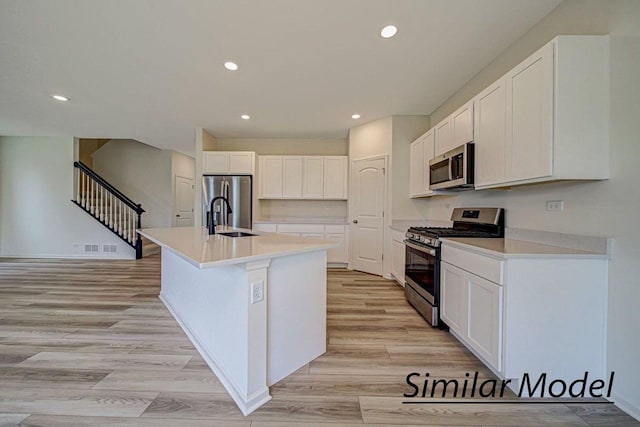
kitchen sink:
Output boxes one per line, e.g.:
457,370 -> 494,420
218,231 -> 256,238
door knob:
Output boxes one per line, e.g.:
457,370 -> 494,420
352,219 -> 358,224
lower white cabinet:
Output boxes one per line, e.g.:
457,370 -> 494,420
465,273 -> 502,371
440,262 -> 467,335
390,229 -> 406,285
440,240 -> 607,385
252,223 -> 349,265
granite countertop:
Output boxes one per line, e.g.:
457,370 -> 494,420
441,237 -> 609,259
138,226 -> 337,269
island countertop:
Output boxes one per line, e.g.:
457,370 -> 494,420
138,226 -> 337,269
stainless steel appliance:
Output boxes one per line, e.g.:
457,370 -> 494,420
404,207 -> 504,327
429,143 -> 474,191
202,175 -> 252,229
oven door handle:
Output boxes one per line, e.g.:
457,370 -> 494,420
404,240 -> 437,256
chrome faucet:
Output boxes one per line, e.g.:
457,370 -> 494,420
209,197 -> 233,235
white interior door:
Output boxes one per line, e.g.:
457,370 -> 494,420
350,157 -> 385,275
175,176 -> 194,226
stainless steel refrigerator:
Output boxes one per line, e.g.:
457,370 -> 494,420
202,175 -> 252,229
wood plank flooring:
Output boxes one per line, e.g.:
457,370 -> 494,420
0,256 -> 637,426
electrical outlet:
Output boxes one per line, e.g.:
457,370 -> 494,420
546,200 -> 564,212
251,281 -> 264,304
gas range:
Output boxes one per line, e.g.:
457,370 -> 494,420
405,208 -> 504,248
403,208 -> 504,328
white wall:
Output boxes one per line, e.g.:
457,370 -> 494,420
0,136 -> 134,259
92,139 -> 173,228
390,115 -> 431,220
420,0 -> 640,418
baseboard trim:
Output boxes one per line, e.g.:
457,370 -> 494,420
611,392 -> 640,422
159,293 -> 271,415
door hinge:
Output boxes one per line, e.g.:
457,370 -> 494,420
382,167 -> 386,174
381,253 -> 384,261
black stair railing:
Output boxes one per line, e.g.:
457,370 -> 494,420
72,161 -> 145,259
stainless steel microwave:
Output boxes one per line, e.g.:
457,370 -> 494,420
429,143 -> 475,191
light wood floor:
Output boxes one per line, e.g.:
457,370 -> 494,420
0,255 -> 637,426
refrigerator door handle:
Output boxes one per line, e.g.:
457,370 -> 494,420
224,180 -> 230,226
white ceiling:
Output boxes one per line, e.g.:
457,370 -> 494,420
0,0 -> 561,154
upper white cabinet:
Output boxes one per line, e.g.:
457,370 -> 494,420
473,35 -> 609,189
505,42 -> 554,183
282,156 -> 303,199
259,156 -> 284,199
324,156 -> 348,199
474,77 -> 508,187
258,155 -> 348,200
452,100 -> 474,147
434,118 -> 454,156
410,130 -> 435,198
302,157 -> 324,199
203,151 -> 255,175
434,99 -> 474,157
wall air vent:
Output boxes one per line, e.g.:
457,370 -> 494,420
84,244 -> 99,253
103,244 -> 117,253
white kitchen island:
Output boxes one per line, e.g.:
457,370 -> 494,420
138,226 -> 336,415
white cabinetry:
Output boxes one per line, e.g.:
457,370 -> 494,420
473,35 -> 609,189
474,78 -> 507,187
434,118 -> 454,156
390,229 -> 406,285
323,156 -> 348,199
440,262 -> 467,334
451,100 -> 474,147
283,156 -> 303,199
440,240 -> 607,384
302,157 -> 324,199
505,42 -> 553,183
258,156 -> 348,200
203,152 -> 255,175
465,273 -> 502,370
409,130 -> 435,198
434,100 -> 473,156
259,156 -> 284,199
252,223 -> 349,265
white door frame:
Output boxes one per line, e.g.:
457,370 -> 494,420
173,174 -> 195,227
348,154 -> 389,276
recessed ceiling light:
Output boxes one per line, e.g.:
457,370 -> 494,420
51,94 -> 68,102
352,114 -> 361,119
380,25 -> 398,38
241,114 -> 250,120
224,61 -> 239,71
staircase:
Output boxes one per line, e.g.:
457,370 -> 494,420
72,161 -> 146,259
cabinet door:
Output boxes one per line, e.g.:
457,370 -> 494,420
466,273 -> 503,371
506,42 -> 553,182
440,262 -> 467,334
324,156 -> 348,199
422,130 -> 435,194
434,118 -> 454,156
229,152 -> 254,174
282,156 -> 303,199
326,232 -> 347,263
452,100 -> 474,146
409,137 -> 425,197
258,156 -> 283,199
302,157 -> 324,199
391,239 -> 405,284
475,78 -> 508,187
203,152 -> 229,174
